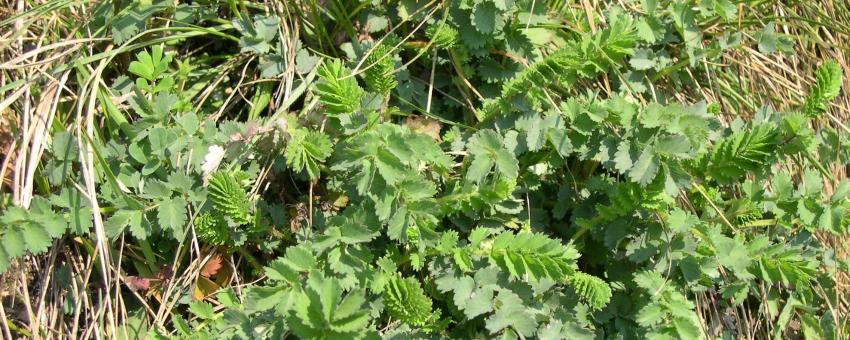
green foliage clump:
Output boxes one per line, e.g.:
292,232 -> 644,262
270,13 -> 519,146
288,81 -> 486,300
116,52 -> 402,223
480,11 -> 637,120
0,201 -> 66,273
7,1 -> 850,339
485,231 -> 579,282
803,60 -> 843,117
315,59 -> 363,115
194,212 -> 228,245
361,43 -> 398,94
207,171 -> 252,225
383,274 -> 435,326
426,23 -> 459,49
700,123 -> 779,184
285,129 -> 332,179
286,272 -> 372,338
568,272 -> 612,311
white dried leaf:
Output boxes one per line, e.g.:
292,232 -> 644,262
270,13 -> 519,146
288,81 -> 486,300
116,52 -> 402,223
201,145 -> 225,184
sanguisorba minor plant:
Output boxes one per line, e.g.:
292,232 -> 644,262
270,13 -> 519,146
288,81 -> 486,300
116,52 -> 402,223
1,0 -> 849,339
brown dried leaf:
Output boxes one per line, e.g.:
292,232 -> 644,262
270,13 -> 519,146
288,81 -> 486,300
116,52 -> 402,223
125,276 -> 150,291
404,116 -> 442,141
200,254 -> 223,278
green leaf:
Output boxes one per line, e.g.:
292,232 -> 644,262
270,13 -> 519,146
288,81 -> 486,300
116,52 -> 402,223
569,272 -> 612,310
493,149 -> 518,179
361,43 -> 397,94
466,156 -> 494,184
832,181 -> 850,202
636,303 -> 665,326
427,23 -> 459,49
288,272 -> 372,338
286,129 -> 333,179
803,60 -> 843,117
2,228 -> 25,259
245,285 -> 292,313
128,46 -> 172,82
374,149 -> 406,185
315,59 -> 363,115
157,197 -> 186,239
52,131 -> 79,161
233,15 -> 280,54
285,246 -> 317,271
548,129 -> 573,157
670,2 -> 701,48
189,301 -> 215,320
614,141 -> 634,174
630,48 -> 657,70
487,231 -> 579,282
655,135 -> 691,157
485,291 -> 537,337
713,235 -> 751,276
755,22 -> 793,55
672,317 -> 701,339
383,275 -> 434,326
818,204 -> 845,234
466,129 -> 517,182
472,1 -> 498,34
207,171 -> 252,225
112,2 -> 168,44
634,270 -> 665,292
703,123 -> 778,184
105,210 -> 143,239
628,146 -> 658,186
22,222 -> 52,254
387,206 -> 408,241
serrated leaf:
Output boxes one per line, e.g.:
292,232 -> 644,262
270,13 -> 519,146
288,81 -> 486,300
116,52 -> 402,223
315,59 -> 363,115
672,317 -> 701,339
655,135 -> 691,157
485,291 -> 537,337
106,210 -> 143,239
548,129 -> 573,157
494,149 -> 518,179
286,130 -> 333,179
189,301 -> 215,319
52,131 -> 78,161
803,60 -> 843,116
713,235 -> 751,276
818,204 -> 845,234
636,303 -> 665,326
466,156 -> 494,184
2,229 -> 25,259
472,2 -> 498,34
628,146 -> 658,186
157,197 -> 186,239
128,46 -> 172,82
630,48 -> 656,70
614,141 -> 634,174
22,223 -> 52,254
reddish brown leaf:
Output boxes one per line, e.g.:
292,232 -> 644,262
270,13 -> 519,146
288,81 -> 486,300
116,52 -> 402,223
200,254 -> 223,278
125,276 -> 150,291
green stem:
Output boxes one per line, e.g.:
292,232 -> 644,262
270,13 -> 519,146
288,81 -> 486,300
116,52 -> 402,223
5,319 -> 32,338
